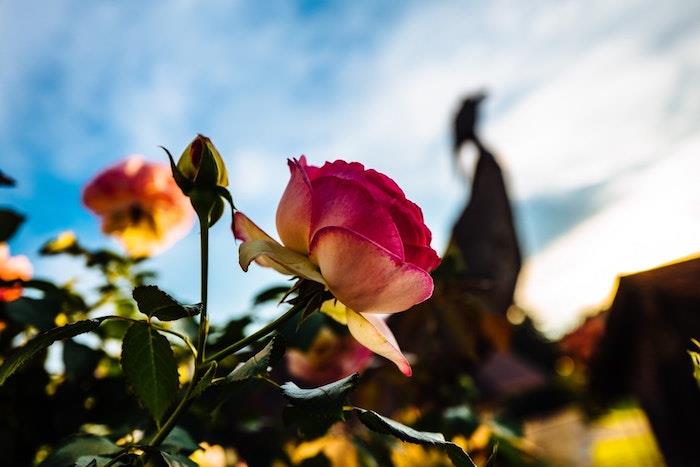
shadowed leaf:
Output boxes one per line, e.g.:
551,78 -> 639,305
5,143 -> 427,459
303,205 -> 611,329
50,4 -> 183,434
354,409 -> 476,467
37,435 -> 119,467
121,322 -> 179,423
0,209 -> 24,242
281,373 -> 359,413
0,319 -> 102,385
133,285 -> 201,321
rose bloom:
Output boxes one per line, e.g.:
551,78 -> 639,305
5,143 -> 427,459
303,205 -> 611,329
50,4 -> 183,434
83,156 -> 194,258
235,157 -> 440,375
0,243 -> 32,302
286,327 -> 374,385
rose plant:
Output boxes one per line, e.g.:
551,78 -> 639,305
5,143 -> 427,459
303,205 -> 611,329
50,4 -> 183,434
0,137 -> 480,467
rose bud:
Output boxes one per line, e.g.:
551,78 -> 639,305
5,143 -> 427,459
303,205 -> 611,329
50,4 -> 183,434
177,134 -> 228,189
234,157 -> 440,376
82,156 -> 194,258
0,243 -> 32,302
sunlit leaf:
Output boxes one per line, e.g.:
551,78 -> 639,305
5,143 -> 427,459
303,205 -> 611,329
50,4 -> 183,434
0,208 -> 24,242
281,373 -> 359,413
132,285 -> 201,321
121,322 -> 179,423
354,409 -> 476,467
0,319 -> 102,385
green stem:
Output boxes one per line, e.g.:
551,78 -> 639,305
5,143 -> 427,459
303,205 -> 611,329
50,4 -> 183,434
196,214 -> 210,366
144,213 -> 210,451
204,302 -> 303,364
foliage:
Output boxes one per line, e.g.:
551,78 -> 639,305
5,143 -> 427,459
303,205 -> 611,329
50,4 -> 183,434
0,141 -> 546,467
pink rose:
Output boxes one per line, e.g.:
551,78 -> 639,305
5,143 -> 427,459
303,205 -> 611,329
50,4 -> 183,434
83,156 -> 195,258
0,243 -> 32,302
234,157 -> 440,375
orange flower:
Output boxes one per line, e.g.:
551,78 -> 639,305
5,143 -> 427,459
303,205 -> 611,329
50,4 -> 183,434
0,243 -> 32,302
83,156 -> 194,257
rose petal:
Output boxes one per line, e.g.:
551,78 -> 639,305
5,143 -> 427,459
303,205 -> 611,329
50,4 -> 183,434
310,176 -> 404,259
389,200 -> 433,246
239,239 -> 326,284
234,211 -> 309,277
309,226 -> 433,313
404,245 -> 442,272
346,309 -> 411,376
276,158 -> 313,254
319,299 -> 349,325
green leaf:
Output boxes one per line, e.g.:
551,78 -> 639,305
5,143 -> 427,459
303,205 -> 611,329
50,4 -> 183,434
281,373 -> 359,413
163,426 -> 199,454
132,285 -> 201,321
225,335 -> 285,383
160,451 -> 198,467
0,208 -> 24,242
121,322 -> 179,423
239,238 -> 326,284
38,435 -> 119,467
192,361 -> 217,398
253,284 -> 291,305
354,409 -> 476,467
0,319 -> 102,385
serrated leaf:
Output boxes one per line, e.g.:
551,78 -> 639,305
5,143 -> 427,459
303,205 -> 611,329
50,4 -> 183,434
38,435 -> 119,467
354,409 -> 476,467
191,361 -> 217,398
0,319 -> 102,385
160,451 -> 198,467
226,335 -> 285,383
0,208 -> 24,242
132,285 -> 201,321
121,322 -> 179,422
281,373 -> 359,413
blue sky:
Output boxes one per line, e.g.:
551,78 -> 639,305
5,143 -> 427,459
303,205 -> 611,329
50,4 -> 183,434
2,0 -> 700,336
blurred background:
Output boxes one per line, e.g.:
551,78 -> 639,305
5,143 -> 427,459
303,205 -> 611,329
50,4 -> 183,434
2,2 -> 700,465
